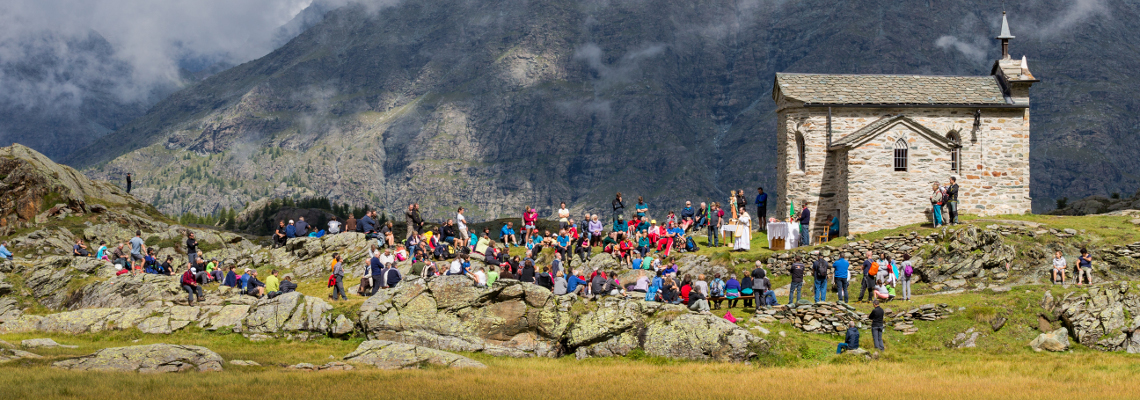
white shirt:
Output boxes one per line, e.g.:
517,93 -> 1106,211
473,270 -> 487,285
450,260 -> 463,274
379,253 -> 395,266
457,213 -> 467,232
328,221 -> 342,233
558,208 -> 569,222
1053,257 -> 1067,269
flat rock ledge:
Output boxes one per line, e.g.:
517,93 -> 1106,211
52,344 -> 224,373
344,340 -> 487,370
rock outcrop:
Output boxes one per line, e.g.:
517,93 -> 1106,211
53,344 -> 224,372
1049,282 -> 1140,352
343,340 -> 487,369
1029,328 -> 1071,352
359,276 -> 765,361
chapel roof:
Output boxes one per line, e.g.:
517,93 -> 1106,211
773,73 -> 1013,107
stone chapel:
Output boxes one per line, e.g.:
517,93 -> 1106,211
772,12 -> 1037,237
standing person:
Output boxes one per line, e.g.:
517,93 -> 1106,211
750,261 -> 767,311
457,207 -> 469,239
733,208 -> 751,251
857,251 -> 875,303
523,206 -> 538,243
125,172 -> 132,194
186,232 -> 199,266
612,193 -> 625,223
755,187 -> 768,232
1077,248 -> 1093,285
369,252 -> 385,296
946,176 -> 960,225
635,197 -> 648,220
900,254 -> 913,301
797,203 -> 811,247
729,190 -> 739,221
1052,251 -> 1068,285
129,231 -> 146,270
833,253 -> 850,303
788,256 -> 805,304
812,253 -> 830,303
870,300 -> 886,351
558,202 -> 570,230
332,253 -> 347,301
405,204 -> 417,240
930,183 -> 945,228
708,203 -> 723,247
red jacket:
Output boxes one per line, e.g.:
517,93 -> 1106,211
181,270 -> 196,286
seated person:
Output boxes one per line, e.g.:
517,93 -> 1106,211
474,234 -> 492,255
0,240 -> 11,260
159,256 -> 175,275
837,321 -> 860,354
246,270 -> 267,298
828,215 -> 840,241
73,239 -> 90,257
223,266 -> 238,287
500,222 -> 518,246
279,274 -> 298,293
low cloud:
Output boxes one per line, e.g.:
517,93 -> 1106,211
935,35 -> 991,64
0,0 -> 398,110
574,42 -> 667,87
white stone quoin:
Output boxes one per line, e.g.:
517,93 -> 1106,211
771,12 -> 1037,237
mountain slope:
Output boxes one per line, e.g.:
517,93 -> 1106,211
69,0 -> 1140,220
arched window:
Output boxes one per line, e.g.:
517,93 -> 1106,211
798,133 -> 807,172
893,138 -> 908,172
947,131 -> 961,173
795,133 -> 806,172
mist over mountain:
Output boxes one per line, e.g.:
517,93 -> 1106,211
62,0 -> 1140,220
0,0 -> 351,159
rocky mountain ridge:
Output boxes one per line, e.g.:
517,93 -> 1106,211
58,0 -> 1140,221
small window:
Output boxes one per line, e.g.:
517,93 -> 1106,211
947,131 -> 961,173
893,139 -> 908,171
795,133 -> 806,172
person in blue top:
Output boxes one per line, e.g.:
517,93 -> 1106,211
755,187 -> 768,232
647,270 -> 664,301
631,254 -> 643,270
555,229 -> 571,261
501,222 -> 518,247
832,253 -> 851,303
636,217 -> 650,233
223,266 -> 238,287
0,241 -> 13,260
369,253 -> 385,296
612,216 -> 628,239
285,220 -> 297,239
837,321 -> 860,354
797,204 -> 811,247
680,201 -> 696,231
240,269 -> 252,293
565,269 -> 587,296
829,214 -> 840,241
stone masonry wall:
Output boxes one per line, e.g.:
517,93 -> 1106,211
776,103 -> 1031,236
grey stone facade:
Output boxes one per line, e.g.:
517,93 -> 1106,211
773,54 -> 1037,237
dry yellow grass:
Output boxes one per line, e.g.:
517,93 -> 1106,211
3,352 -> 1140,400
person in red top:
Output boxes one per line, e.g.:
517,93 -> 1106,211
618,239 -> 632,267
180,266 -> 204,305
567,219 -> 580,240
523,207 -> 538,243
680,275 -> 693,304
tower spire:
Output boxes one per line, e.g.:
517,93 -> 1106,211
996,11 -> 1015,60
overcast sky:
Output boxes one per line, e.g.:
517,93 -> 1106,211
0,0 -> 330,107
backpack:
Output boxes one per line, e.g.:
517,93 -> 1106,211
903,262 -> 914,278
813,260 -> 829,279
685,236 -> 699,252
868,261 -> 879,276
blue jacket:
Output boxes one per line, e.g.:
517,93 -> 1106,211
844,327 -> 860,349
360,216 -> 376,232
680,207 -> 695,219
223,271 -> 237,287
0,245 -> 12,260
370,256 -> 384,278
240,273 -> 251,290
756,193 -> 768,207
501,225 -> 515,237
613,220 -> 627,232
285,225 -> 296,238
567,275 -> 586,293
833,258 -> 850,279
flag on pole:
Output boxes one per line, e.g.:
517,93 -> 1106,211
789,198 -> 795,218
